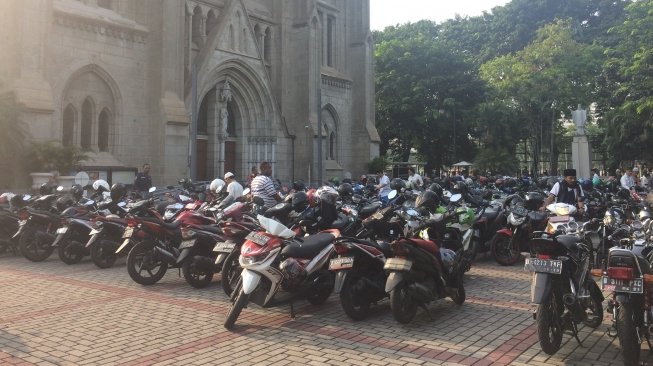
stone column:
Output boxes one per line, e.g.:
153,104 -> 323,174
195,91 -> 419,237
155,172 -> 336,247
571,106 -> 592,179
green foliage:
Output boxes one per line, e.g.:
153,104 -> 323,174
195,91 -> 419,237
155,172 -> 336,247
29,141 -> 89,175
367,156 -> 388,174
473,147 -> 520,175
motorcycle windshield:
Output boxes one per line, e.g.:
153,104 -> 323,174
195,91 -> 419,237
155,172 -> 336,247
257,214 -> 294,238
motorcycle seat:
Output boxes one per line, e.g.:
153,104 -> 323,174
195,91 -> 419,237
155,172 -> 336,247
359,203 -> 381,217
409,238 -> 440,256
281,232 -> 335,259
263,203 -> 292,219
528,211 -> 548,225
370,240 -> 393,257
481,209 -> 500,222
192,225 -> 222,234
555,235 -> 580,255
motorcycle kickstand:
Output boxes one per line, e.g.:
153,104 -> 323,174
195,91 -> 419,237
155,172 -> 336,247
289,300 -> 296,320
571,322 -> 583,347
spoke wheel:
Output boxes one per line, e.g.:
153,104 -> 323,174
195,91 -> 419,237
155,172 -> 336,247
126,241 -> 167,286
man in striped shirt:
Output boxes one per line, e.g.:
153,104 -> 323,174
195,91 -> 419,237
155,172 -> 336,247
250,161 -> 282,208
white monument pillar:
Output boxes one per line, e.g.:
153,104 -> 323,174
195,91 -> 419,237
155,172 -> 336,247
571,105 -> 592,179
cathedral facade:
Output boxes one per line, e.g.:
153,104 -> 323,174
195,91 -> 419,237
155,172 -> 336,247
0,0 -> 379,186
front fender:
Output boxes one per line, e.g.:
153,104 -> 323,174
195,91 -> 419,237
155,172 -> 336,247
385,271 -> 404,293
241,269 -> 261,295
530,272 -> 552,304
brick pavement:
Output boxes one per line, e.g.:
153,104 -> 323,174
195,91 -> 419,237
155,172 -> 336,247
0,253 -> 650,366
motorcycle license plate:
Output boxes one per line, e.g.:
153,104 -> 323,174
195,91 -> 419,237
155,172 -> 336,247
179,239 -> 196,249
89,228 -> 101,235
122,227 -> 134,239
329,257 -> 354,270
524,258 -> 562,274
384,257 -> 413,271
213,241 -> 236,253
56,227 -> 68,235
602,277 -> 643,293
245,232 -> 269,246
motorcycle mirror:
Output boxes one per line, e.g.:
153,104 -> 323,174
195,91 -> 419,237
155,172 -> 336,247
149,187 -> 157,193
450,193 -> 462,203
242,188 -> 251,196
388,190 -> 398,200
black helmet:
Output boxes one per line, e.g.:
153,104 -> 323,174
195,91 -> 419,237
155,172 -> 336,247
39,183 -> 54,196
390,178 -> 406,191
292,191 -> 309,212
453,182 -> 468,195
580,179 -> 593,192
110,183 -> 127,202
415,190 -> 440,211
70,184 -> 84,200
337,183 -> 353,197
292,180 -> 306,192
617,187 -> 630,200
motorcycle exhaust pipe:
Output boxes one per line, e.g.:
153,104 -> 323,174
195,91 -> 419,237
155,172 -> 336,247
153,246 -> 177,265
563,294 -> 577,306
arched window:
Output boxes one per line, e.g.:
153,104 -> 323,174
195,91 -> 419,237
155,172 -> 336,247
264,27 -> 272,63
329,132 -> 336,160
62,104 -> 76,147
98,108 -> 110,152
191,6 -> 203,46
206,10 -> 217,36
81,98 -> 93,150
254,24 -> 261,50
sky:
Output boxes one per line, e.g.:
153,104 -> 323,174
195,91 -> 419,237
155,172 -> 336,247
370,0 -> 512,31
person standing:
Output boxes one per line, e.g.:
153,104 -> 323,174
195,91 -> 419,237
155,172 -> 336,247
407,167 -> 423,189
246,166 -> 258,188
224,172 -> 243,201
134,163 -> 152,197
620,168 -> 635,189
250,162 -> 282,208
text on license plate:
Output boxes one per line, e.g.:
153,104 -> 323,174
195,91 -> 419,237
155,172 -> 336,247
122,227 -> 134,239
384,257 -> 413,271
524,258 -> 562,274
245,232 -> 269,245
602,277 -> 644,293
213,242 -> 236,252
329,257 -> 354,270
56,227 -> 68,234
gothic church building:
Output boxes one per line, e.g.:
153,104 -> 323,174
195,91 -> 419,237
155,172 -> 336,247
0,0 -> 379,185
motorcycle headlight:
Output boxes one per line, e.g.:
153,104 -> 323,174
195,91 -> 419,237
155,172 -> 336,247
604,213 -> 613,227
509,213 -> 526,226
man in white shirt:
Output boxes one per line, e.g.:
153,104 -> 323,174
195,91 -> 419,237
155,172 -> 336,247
407,168 -> 423,189
224,172 -> 243,201
621,168 -> 635,189
375,171 -> 391,198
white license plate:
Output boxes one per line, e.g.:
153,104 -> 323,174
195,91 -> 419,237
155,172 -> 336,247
245,232 -> 269,246
524,258 -> 562,274
56,227 -> 68,235
384,257 -> 413,271
122,226 -> 134,239
213,241 -> 236,252
329,257 -> 354,270
89,228 -> 101,235
179,239 -> 196,249
602,277 -> 644,293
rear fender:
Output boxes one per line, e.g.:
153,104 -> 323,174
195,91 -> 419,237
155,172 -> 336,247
385,271 -> 404,293
530,272 -> 552,304
333,270 -> 349,294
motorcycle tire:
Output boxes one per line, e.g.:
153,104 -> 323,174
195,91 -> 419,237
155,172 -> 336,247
390,283 -> 417,324
491,234 -> 521,266
616,302 -> 641,366
91,240 -> 119,269
221,249 -> 243,297
58,240 -> 85,265
305,270 -> 334,306
126,241 -> 168,286
536,294 -> 563,355
19,228 -> 54,262
224,289 -> 250,330
182,258 -> 214,289
339,274 -> 372,321
582,282 -> 603,328
450,269 -> 466,305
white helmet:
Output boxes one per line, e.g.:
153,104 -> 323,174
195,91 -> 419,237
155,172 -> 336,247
92,179 -> 110,192
209,179 -> 226,193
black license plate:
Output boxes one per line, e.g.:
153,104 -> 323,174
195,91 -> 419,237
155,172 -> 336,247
602,277 -> 643,293
329,257 -> 354,270
524,258 -> 562,274
245,232 -> 269,246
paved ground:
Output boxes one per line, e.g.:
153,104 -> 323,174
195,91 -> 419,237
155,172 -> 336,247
0,253 -> 650,366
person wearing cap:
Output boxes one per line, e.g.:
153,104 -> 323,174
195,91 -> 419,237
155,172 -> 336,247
224,172 -> 243,201
620,168 -> 635,189
541,169 -> 585,215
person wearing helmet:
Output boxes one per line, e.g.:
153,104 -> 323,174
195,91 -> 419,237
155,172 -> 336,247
110,183 -> 127,202
209,178 -> 226,195
224,172 -> 243,201
91,179 -> 111,200
251,161 -> 282,208
133,163 -> 152,197
407,168 -> 423,190
292,180 -> 306,192
541,169 -> 585,215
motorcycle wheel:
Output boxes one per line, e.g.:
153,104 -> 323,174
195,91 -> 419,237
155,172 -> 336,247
0,239 -> 9,255
582,282 -> 603,328
58,240 -> 85,265
182,258 -> 214,289
390,283 -> 417,324
221,249 -> 243,297
616,302 -> 641,366
90,240 -> 119,269
450,269 -> 466,305
339,274 -> 371,321
126,241 -> 168,286
491,234 -> 521,266
19,228 -> 54,262
536,294 -> 563,355
224,289 -> 250,330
